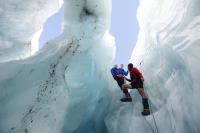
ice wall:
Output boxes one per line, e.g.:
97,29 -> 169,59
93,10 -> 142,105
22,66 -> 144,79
0,0 -> 60,62
0,0 -> 115,133
1,0 -> 199,133
105,0 -> 200,133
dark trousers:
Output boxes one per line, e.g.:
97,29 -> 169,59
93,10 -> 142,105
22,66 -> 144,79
113,76 -> 128,94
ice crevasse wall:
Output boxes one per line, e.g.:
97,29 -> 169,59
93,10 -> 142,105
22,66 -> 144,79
105,0 -> 200,132
128,0 -> 200,132
0,0 -> 200,133
0,0 -> 114,133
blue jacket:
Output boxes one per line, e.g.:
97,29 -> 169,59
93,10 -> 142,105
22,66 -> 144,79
111,67 -> 119,76
111,67 -> 128,76
118,69 -> 128,76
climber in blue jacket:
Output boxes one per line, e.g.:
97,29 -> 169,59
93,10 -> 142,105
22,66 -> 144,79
111,64 -> 128,77
111,64 -> 131,100
111,64 -> 120,76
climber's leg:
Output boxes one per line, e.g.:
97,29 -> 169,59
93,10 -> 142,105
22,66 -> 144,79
137,88 -> 148,99
120,84 -> 132,102
113,76 -> 123,89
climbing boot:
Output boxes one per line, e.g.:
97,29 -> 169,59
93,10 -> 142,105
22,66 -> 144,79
120,93 -> 132,102
120,97 -> 132,102
142,98 -> 150,116
142,109 -> 150,116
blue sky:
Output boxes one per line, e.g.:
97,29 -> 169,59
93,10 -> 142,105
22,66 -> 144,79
111,0 -> 139,65
39,0 -> 139,65
39,6 -> 64,48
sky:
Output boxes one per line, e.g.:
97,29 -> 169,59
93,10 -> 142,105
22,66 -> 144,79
39,6 -> 64,48
111,0 -> 139,65
39,0 -> 139,66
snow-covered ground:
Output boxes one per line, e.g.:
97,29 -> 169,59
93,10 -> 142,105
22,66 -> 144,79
0,0 -> 200,133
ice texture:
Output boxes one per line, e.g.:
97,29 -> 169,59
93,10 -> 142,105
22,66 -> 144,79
0,0 -> 60,62
0,0 -> 114,133
104,0 -> 200,133
127,0 -> 200,132
0,0 -> 200,133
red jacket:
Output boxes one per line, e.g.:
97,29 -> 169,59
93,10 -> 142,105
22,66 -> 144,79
129,67 -> 144,83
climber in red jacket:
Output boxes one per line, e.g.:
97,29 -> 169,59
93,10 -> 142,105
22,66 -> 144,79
121,63 -> 150,116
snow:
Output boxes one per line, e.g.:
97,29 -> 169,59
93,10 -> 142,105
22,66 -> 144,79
0,0 -> 200,133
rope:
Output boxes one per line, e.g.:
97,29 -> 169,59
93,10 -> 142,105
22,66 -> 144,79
143,115 -> 156,133
132,32 -> 160,133
142,104 -> 159,133
145,89 -> 159,133
149,103 -> 159,133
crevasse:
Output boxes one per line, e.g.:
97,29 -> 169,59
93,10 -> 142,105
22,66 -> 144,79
106,0 -> 200,133
115,0 -> 200,132
0,0 -> 200,133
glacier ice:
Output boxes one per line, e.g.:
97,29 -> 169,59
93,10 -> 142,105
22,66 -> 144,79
0,0 -> 60,62
106,0 -> 200,133
0,0 -> 200,133
0,0 -> 114,133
